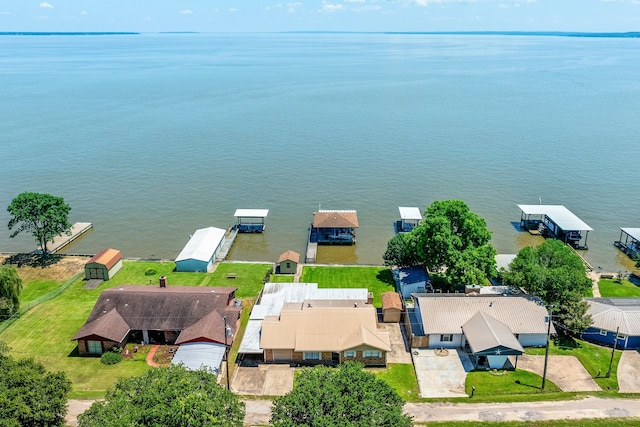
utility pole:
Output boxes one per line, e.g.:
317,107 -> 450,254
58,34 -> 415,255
541,305 -> 553,390
223,316 -> 231,389
606,326 -> 619,378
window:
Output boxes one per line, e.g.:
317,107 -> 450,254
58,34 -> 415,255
344,350 -> 356,358
286,262 -> 291,269
600,329 -> 608,336
440,334 -> 453,342
87,340 -> 102,355
617,333 -> 627,340
363,350 -> 381,358
303,352 -> 320,361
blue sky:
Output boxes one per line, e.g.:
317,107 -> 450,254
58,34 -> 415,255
1,1 -> 639,33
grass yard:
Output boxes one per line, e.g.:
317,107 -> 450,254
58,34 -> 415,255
19,279 -> 61,303
465,369 -> 561,399
598,278 -> 640,298
300,266 -> 395,307
373,363 -> 420,402
526,336 -> 621,391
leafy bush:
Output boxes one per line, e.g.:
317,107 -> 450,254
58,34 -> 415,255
101,351 -> 123,365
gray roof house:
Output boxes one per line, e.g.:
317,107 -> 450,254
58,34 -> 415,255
410,294 -> 553,369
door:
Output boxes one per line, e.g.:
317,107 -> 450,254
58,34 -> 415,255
272,349 -> 292,362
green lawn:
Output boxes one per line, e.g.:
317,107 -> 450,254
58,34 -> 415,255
598,278 -> 640,298
373,363 -> 420,402
465,369 -> 561,399
300,266 -> 396,307
19,280 -> 61,303
526,336 -> 621,391
0,260 -> 271,398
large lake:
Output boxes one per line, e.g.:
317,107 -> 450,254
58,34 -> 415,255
1,33 -> 639,271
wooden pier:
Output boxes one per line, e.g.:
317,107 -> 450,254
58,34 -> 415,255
216,227 -> 239,262
305,226 -> 317,263
49,222 -> 93,253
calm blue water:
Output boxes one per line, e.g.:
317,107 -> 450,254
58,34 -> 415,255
1,33 -> 639,270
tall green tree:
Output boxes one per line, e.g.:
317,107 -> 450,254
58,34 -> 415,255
0,266 -> 23,320
502,239 -> 593,334
78,365 -> 245,427
383,232 -> 421,268
271,362 -> 412,427
412,200 -> 496,286
0,341 -> 72,427
7,192 -> 72,258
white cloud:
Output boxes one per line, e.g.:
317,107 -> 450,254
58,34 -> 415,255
345,0 -> 366,3
288,2 -> 302,12
228,8 -> 238,12
1,11 -> 12,15
179,9 -> 192,15
40,2 -> 53,8
414,0 -> 478,5
80,10 -> 88,15
321,1 -> 345,12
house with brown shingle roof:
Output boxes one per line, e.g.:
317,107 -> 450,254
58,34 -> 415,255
311,210 -> 359,244
72,285 -> 240,356
276,250 -> 300,274
260,299 -> 390,366
84,248 -> 123,281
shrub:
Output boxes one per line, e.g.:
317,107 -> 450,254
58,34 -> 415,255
101,351 -> 123,365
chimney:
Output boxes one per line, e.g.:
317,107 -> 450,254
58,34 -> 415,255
367,292 -> 373,305
159,276 -> 167,288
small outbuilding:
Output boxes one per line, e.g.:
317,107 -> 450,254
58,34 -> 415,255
175,227 -> 226,272
84,248 -> 123,281
276,250 -> 300,274
381,292 -> 402,323
393,267 -> 431,299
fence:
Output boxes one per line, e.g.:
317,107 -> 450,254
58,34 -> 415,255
0,272 -> 83,334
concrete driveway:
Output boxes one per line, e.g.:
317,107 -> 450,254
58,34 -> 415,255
618,350 -> 640,393
412,348 -> 471,398
513,355 -> 600,392
232,364 -> 294,396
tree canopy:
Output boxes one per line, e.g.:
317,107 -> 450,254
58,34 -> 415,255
0,342 -> 71,427
502,239 -> 593,333
384,200 -> 496,287
7,192 -> 72,258
271,362 -> 412,427
0,266 -> 23,320
78,365 -> 245,427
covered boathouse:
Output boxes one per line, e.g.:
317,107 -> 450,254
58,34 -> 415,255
175,227 -> 226,272
615,228 -> 640,260
310,210 -> 359,244
234,209 -> 269,233
517,204 -> 592,249
395,207 -> 422,234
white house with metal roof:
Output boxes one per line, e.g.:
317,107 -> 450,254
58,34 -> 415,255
410,294 -> 552,368
517,204 -> 592,249
175,227 -> 226,272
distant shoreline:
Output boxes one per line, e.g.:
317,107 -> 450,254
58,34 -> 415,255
1,31 -> 638,38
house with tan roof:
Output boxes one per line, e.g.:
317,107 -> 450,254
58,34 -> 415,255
311,209 -> 359,244
260,299 -> 390,366
409,293 -> 552,369
72,284 -> 241,359
85,248 -> 123,281
582,298 -> 640,349
276,250 -> 300,274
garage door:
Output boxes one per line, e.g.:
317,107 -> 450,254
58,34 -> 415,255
273,349 -> 291,362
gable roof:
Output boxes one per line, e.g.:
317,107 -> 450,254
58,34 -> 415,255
587,298 -> 640,336
176,309 -> 240,345
72,286 -> 238,342
415,294 -> 552,335
175,227 -> 226,263
313,210 -> 359,228
86,248 -> 122,269
462,311 -> 524,355
381,292 -> 402,310
278,250 -> 300,263
260,303 -> 390,352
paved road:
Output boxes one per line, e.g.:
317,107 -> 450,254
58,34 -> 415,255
67,396 -> 640,426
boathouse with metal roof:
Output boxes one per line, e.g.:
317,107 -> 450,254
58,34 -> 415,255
234,209 -> 269,233
517,204 -> 592,249
615,228 -> 640,260
175,226 -> 226,272
396,207 -> 422,233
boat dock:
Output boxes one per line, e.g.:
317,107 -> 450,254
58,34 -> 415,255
305,226 -> 317,263
216,226 -> 239,261
49,222 -> 93,253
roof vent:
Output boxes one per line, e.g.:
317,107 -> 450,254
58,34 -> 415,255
354,303 -> 358,307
